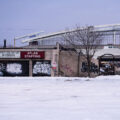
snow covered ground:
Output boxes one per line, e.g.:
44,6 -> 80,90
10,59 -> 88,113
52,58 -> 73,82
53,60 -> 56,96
0,76 -> 120,120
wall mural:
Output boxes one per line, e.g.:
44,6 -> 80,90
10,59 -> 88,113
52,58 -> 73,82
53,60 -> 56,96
33,60 -> 51,76
81,61 -> 120,75
81,62 -> 98,73
60,64 -> 75,75
0,61 -> 29,76
6,63 -> 22,74
114,61 -> 120,75
100,61 -> 120,75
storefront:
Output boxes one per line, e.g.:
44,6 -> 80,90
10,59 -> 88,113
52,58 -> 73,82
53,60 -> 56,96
0,49 -> 58,77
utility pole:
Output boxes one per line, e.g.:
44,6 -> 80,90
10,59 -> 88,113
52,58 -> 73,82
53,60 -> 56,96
76,49 -> 81,77
14,38 -> 16,48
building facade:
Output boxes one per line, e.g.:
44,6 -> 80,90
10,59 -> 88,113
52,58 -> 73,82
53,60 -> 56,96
1,24 -> 120,77
0,45 -> 60,77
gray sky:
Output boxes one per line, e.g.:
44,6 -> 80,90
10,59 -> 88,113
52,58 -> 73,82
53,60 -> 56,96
0,0 -> 120,46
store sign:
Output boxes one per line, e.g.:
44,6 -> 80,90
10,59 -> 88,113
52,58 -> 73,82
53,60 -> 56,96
21,51 -> 45,59
0,51 -> 20,58
51,62 -> 57,70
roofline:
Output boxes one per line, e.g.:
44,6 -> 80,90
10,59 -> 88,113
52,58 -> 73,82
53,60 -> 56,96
21,23 -> 120,43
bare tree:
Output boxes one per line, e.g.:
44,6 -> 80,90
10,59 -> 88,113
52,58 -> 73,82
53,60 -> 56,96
63,26 -> 103,77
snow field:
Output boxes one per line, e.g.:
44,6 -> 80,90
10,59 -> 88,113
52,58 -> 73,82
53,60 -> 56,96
0,76 -> 120,120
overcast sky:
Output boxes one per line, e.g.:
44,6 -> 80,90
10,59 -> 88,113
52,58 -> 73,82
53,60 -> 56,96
0,0 -> 120,46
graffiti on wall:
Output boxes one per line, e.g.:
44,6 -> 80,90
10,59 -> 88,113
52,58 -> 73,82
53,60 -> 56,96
33,61 -> 51,76
81,62 -> 98,73
100,61 -> 114,75
6,63 -> 22,74
114,62 -> 120,67
114,62 -> 120,75
60,64 -> 75,75
0,61 -> 29,76
100,61 -> 120,75
0,63 -> 5,76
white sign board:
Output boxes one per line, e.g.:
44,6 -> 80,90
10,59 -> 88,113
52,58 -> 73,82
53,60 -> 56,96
0,52 -> 20,58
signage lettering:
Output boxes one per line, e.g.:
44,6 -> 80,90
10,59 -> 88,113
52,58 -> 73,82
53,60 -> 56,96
21,51 -> 45,59
0,52 -> 20,58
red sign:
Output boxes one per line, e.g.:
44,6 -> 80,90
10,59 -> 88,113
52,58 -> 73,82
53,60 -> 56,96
21,51 -> 45,59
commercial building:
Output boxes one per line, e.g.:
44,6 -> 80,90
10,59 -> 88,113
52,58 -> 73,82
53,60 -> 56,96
0,45 -> 60,77
1,24 -> 120,77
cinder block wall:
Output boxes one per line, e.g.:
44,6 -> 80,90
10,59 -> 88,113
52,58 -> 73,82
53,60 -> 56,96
59,51 -> 78,76
59,50 -> 99,77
